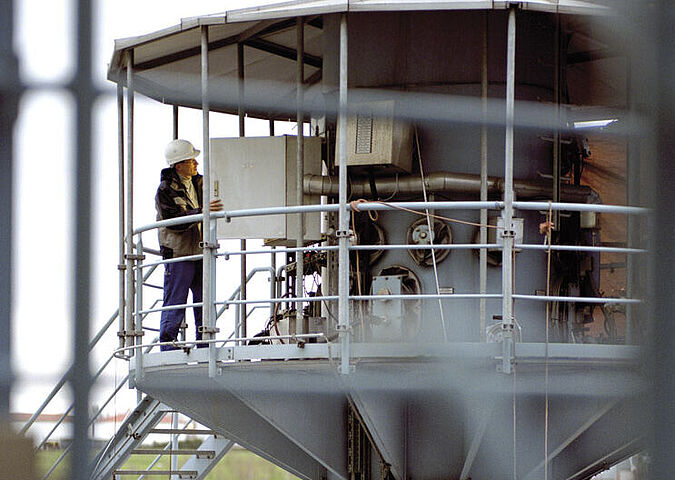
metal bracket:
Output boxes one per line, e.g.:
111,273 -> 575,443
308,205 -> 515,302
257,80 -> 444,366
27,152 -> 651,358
335,229 -> 354,239
117,264 -> 127,271
124,254 -> 146,261
198,326 -> 220,334
335,324 -> 352,333
199,241 -> 220,250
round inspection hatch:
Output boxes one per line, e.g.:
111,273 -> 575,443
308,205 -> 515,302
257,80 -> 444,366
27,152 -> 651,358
406,218 -> 452,267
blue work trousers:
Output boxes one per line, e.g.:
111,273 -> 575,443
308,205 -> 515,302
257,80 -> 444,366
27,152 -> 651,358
160,260 -> 203,350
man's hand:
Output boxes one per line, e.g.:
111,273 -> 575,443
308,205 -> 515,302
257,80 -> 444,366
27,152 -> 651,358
210,198 -> 224,212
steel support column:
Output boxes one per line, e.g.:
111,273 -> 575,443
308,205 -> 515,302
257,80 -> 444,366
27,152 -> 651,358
116,83 -> 126,350
201,25 -> 218,378
125,52 -> 136,354
296,16 -> 306,336
479,11 -> 488,342
337,13 -> 351,375
238,42 -> 247,342
500,6 -> 517,375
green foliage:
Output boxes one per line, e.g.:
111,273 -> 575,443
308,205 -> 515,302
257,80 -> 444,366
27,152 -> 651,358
36,446 -> 299,480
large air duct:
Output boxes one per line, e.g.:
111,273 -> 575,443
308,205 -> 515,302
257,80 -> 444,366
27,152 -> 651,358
304,172 -> 599,203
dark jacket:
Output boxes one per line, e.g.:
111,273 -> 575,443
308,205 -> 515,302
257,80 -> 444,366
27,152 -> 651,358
155,167 -> 204,259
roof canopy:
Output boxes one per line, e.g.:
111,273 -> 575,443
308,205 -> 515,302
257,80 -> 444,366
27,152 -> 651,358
107,0 -> 615,118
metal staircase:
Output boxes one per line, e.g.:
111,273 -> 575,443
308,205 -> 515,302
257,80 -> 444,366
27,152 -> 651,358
21,258 -> 243,479
91,395 -> 234,479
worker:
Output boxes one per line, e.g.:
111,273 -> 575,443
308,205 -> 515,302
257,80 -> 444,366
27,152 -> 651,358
155,139 -> 223,351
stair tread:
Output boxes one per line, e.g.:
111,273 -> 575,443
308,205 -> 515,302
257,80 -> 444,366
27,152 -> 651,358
150,428 -> 215,434
113,470 -> 198,475
132,448 -> 215,455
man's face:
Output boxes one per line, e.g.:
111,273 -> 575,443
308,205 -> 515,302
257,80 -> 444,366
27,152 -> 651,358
175,158 -> 198,177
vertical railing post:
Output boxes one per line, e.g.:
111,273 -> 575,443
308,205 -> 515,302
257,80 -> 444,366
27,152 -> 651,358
135,235 -> 144,381
296,16 -> 306,337
172,105 -> 188,344
238,42 -> 247,343
116,83 -> 126,351
500,7 -> 517,375
337,13 -> 351,375
125,51 -> 136,357
201,25 -> 218,378
479,11 -> 489,342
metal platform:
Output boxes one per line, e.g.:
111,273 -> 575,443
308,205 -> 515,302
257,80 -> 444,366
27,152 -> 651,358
129,342 -> 647,480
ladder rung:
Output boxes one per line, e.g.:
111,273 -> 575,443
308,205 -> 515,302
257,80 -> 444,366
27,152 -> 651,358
132,448 -> 215,458
150,428 -> 215,435
113,470 -> 198,478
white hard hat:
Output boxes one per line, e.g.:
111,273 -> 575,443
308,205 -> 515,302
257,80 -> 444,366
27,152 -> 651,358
164,139 -> 200,166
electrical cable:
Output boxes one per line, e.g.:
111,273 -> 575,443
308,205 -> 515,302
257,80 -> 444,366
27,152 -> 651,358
414,127 -> 447,342
350,198 -> 500,230
544,201 -> 554,480
351,208 -> 366,340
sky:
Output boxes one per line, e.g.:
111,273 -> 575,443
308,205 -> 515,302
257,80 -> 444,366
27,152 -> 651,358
11,0 -> 290,428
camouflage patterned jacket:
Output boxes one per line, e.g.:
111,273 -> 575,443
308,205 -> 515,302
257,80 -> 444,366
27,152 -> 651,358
155,167 -> 204,259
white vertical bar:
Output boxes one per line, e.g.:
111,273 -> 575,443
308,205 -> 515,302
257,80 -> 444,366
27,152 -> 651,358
296,17 -> 306,336
501,7 -> 517,375
479,11 -> 489,342
125,52 -> 135,355
201,26 -> 217,378
117,83 -> 126,350
337,13 -> 351,375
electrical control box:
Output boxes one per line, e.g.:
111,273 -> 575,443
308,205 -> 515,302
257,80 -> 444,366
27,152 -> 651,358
338,100 -> 413,173
210,135 -> 323,245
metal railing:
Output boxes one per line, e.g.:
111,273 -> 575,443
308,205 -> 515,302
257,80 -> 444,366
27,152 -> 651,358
125,199 -> 648,376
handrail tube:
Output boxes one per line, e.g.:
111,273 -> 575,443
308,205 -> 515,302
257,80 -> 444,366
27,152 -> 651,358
44,340 -> 159,477
220,296 -> 338,306
138,253 -> 202,269
136,302 -> 204,316
513,294 -> 641,304
218,292 -> 639,305
115,333 -> 326,357
41,379 -> 128,479
517,244 -> 646,254
135,266 -> 276,317
20,267 -> 158,435
513,201 -> 648,215
35,404 -> 73,453
216,242 -> 645,256
133,200 -> 647,236
218,245 -> 339,257
34,327 -> 159,451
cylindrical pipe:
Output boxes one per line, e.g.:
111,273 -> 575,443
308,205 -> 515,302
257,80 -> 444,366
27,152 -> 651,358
72,0 -> 94,475
501,7 -> 517,376
337,13 -> 350,375
238,42 -> 247,341
552,14 -> 562,229
172,105 -> 187,343
135,235 -> 144,381
270,120 -> 277,324
117,83 -> 125,350
296,16 -> 305,336
172,105 -> 179,140
201,25 -> 217,377
125,51 -> 135,354
479,11 -> 489,342
303,172 -> 596,203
